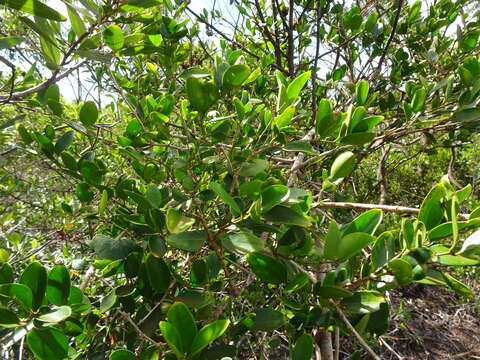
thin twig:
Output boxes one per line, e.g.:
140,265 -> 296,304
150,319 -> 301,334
313,201 -> 469,220
329,300 -> 381,360
118,310 -> 161,346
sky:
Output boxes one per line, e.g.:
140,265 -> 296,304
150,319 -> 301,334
45,0 -> 221,103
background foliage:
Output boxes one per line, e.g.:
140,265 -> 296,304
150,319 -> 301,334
0,0 -> 479,359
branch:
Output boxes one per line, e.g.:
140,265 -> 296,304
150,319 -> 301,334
329,300 -> 381,360
373,0 -> 404,76
314,201 -> 469,220
0,60 -> 87,101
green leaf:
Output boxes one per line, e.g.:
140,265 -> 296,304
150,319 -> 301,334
323,221 -> 341,260
355,80 -> 369,105
428,219 -> 480,240
388,259 -> 413,285
340,291 -> 385,314
79,101 -> 98,127
186,77 -> 219,112
419,183 -> 447,230
430,245 -> 480,266
338,233 -> 376,260
47,265 -> 70,306
325,222 -> 375,261
0,283 -> 33,310
342,209 -> 383,236
190,319 -> 230,357
54,131 -> 74,154
210,182 -> 241,216
223,64 -> 250,86
316,99 -> 335,138
166,230 -> 207,253
221,230 -> 265,254
274,105 -> 296,128
66,5 -> 86,37
371,232 -> 396,269
98,189 -> 108,215
247,252 -> 287,284
251,308 -> 285,332
315,285 -> 353,299
442,272 -> 473,298
37,305 -> 72,323
76,182 -> 94,202
458,230 -> 480,259
284,272 -> 310,293
27,328 -> 68,360
0,307 -> 21,327
0,36 -> 24,50
453,108 -> 480,122
166,208 -> 195,234
110,349 -> 136,360
167,302 -> 197,353
284,140 -> 317,155
100,290 -> 117,313
264,206 -> 311,227
239,159 -> 269,177
0,0 -> 66,21
0,262 -> 13,284
39,33 -> 60,70
104,25 -> 124,51
411,88 -> 426,112
145,253 -> 171,293
160,321 -> 184,358
287,71 -> 311,101
292,333 -> 313,360
89,234 -> 136,260
145,185 -> 164,208
330,151 -> 356,180
19,262 -> 46,310
261,185 -> 290,213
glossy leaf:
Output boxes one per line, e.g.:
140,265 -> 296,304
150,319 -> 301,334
0,307 -> 21,327
79,101 -> 98,127
342,209 -> 383,236
251,308 -> 285,332
27,328 -> 69,360
330,151 -> 356,180
0,36 -> 24,49
0,0 -> 66,21
145,253 -> 171,293
19,262 -> 47,310
37,306 -> 72,323
247,252 -> 287,284
47,265 -> 71,306
166,230 -> 207,252
292,333 -> 313,360
221,230 -> 265,254
166,208 -> 195,234
340,291 -> 385,314
104,25 -> 124,51
210,182 -> 241,216
0,283 -> 33,310
110,349 -> 136,360
264,206 -> 311,227
160,321 -> 183,358
418,183 -> 447,230
190,319 -> 230,357
355,80 -> 369,105
287,71 -> 311,100
223,64 -> 250,86
167,302 -> 197,352
261,185 -> 290,213
89,234 -> 136,260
